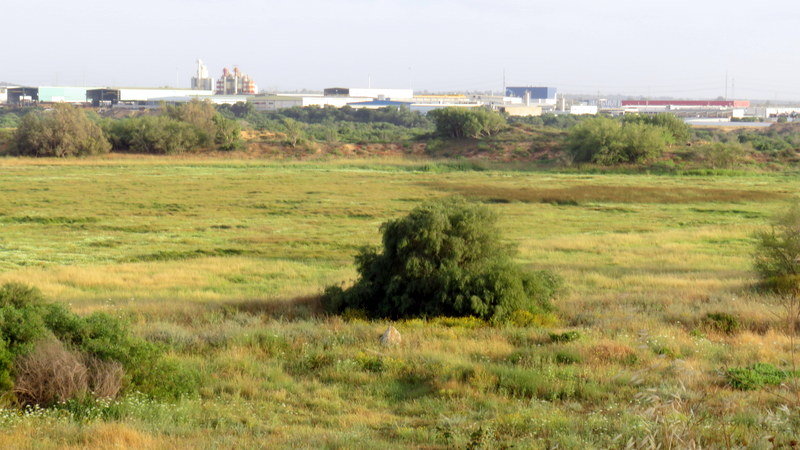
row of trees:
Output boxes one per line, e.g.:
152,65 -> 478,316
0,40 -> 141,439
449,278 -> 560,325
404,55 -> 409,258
7,101 -> 242,157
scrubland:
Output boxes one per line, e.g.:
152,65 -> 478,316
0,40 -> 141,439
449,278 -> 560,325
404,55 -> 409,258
0,156 -> 798,448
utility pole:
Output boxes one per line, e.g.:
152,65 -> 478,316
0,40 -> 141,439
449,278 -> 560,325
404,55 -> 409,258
502,69 -> 506,95
725,70 -> 728,100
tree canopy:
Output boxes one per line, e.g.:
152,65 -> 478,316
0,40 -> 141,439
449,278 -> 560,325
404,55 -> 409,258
322,197 -> 561,322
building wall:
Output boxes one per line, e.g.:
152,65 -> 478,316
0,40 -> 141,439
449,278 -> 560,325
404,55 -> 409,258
569,105 -> 598,115
410,103 -> 482,114
249,97 -> 304,111
38,86 -> 95,103
347,88 -> 413,100
302,97 -> 369,108
506,87 -> 557,100
0,88 -> 6,104
500,105 -> 543,117
118,89 -> 213,102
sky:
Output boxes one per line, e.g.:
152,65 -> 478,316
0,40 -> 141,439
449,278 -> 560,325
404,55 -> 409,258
3,0 -> 799,100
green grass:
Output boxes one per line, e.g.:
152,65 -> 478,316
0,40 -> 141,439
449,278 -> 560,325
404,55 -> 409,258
0,156 -> 798,447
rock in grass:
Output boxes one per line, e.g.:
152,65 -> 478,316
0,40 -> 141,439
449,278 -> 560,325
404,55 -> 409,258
380,326 -> 401,347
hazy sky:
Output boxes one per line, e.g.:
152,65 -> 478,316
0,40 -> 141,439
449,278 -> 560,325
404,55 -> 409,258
4,0 -> 799,99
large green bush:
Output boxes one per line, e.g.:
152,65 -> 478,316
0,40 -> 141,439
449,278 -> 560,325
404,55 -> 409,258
11,104 -> 111,157
429,107 -> 506,139
621,113 -> 691,143
322,197 -> 561,322
566,116 -> 668,165
107,115 -> 201,154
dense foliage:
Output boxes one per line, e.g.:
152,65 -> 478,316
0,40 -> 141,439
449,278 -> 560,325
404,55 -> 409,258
104,100 -> 242,154
429,107 -> 507,139
622,113 -> 692,143
566,116 -> 669,164
11,104 -> 111,157
322,197 -> 561,322
270,105 -> 431,128
0,283 -> 166,405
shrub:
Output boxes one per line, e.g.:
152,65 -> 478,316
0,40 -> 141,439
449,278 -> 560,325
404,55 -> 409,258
429,107 -> 506,139
322,197 -> 561,323
566,116 -> 668,165
104,100 -> 242,153
700,312 -> 740,334
690,142 -> 747,168
11,104 -> 110,157
726,363 -> 793,390
0,282 -> 44,308
0,283 -> 168,405
621,113 -> 691,143
108,115 -> 201,154
134,358 -> 202,400
13,339 -> 89,406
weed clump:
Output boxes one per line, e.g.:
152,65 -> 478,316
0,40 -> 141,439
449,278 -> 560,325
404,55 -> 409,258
322,197 -> 561,323
726,363 -> 794,390
700,312 -> 740,335
549,331 -> 581,343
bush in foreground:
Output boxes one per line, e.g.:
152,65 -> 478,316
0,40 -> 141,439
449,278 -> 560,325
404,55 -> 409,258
322,197 -> 561,323
11,104 -> 110,157
0,282 -> 177,406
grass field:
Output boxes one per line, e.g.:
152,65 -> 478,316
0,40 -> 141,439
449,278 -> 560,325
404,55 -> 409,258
0,156 -> 798,448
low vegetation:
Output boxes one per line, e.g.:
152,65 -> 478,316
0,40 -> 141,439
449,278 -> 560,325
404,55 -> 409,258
0,160 -> 793,445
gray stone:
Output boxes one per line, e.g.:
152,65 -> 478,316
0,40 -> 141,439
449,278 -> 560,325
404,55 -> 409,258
380,326 -> 402,347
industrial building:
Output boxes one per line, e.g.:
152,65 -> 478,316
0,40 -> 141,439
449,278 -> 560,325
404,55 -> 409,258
621,100 -> 750,109
505,87 -> 558,106
86,88 -> 213,106
323,87 -> 413,100
191,60 -> 214,91
6,86 -> 96,104
496,105 -> 542,117
216,67 -> 257,95
347,99 -> 413,110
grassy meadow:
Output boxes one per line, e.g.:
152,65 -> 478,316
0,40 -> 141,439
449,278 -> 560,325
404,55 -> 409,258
0,156 -> 798,448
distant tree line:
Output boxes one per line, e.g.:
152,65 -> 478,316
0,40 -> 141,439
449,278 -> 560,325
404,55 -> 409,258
3,101 -> 800,167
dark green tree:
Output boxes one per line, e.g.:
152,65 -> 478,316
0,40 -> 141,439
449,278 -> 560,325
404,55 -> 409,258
323,197 -> 561,322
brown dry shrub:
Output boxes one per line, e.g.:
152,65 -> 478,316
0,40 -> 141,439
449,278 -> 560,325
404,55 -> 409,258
13,340 -> 125,406
13,340 -> 88,406
85,356 -> 124,399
